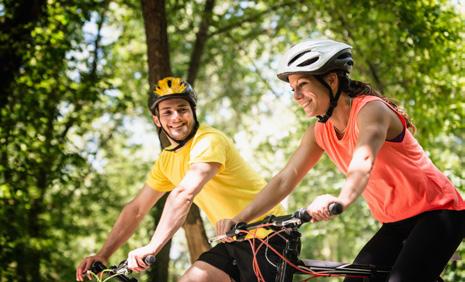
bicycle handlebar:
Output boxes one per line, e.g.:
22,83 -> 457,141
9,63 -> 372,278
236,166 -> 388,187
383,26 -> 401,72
209,202 -> 343,243
89,255 -> 156,282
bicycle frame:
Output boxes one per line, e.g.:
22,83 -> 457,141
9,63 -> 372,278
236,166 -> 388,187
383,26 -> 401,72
280,222 -> 444,282
275,228 -> 301,282
209,205 -> 393,282
274,224 -> 390,282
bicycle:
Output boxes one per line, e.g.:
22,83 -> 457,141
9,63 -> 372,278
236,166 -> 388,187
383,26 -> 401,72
86,204 -> 449,281
88,255 -> 156,282
208,203 -> 444,282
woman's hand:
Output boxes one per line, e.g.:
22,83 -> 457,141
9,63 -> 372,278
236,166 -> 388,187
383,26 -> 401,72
127,245 -> 155,272
306,194 -> 340,222
215,219 -> 238,243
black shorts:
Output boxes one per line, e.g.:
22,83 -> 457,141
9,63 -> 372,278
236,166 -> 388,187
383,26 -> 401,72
198,233 -> 293,281
344,209 -> 465,282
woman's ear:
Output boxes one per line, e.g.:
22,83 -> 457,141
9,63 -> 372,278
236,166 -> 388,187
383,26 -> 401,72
152,115 -> 161,127
325,72 -> 339,92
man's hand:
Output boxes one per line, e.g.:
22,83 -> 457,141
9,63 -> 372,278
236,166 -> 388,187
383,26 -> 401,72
76,255 -> 108,281
215,218 -> 238,242
127,245 -> 155,272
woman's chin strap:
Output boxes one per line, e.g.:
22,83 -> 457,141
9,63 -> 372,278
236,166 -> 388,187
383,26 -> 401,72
314,75 -> 342,123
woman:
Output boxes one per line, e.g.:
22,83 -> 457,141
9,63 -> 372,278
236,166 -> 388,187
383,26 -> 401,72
216,39 -> 465,282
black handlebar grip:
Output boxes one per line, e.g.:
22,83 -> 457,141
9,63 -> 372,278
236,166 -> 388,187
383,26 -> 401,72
297,202 -> 344,222
328,202 -> 343,215
296,208 -> 312,222
144,255 -> 156,265
89,261 -> 106,275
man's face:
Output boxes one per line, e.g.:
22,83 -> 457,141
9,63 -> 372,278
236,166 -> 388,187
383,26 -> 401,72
153,98 -> 195,142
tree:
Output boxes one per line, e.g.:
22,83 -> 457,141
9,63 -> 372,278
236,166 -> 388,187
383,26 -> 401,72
0,0 -> 136,280
139,0 -> 214,279
1,0 -> 463,280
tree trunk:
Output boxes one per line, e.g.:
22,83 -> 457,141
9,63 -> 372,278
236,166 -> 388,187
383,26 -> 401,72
141,0 -> 213,278
182,204 -> 210,262
146,194 -> 171,282
141,0 -> 171,87
141,1 -> 172,280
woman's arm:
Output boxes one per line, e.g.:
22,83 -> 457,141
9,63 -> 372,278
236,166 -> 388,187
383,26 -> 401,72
216,124 -> 324,236
307,101 -> 400,221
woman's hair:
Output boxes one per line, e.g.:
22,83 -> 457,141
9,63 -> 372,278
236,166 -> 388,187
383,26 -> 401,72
338,72 -> 416,133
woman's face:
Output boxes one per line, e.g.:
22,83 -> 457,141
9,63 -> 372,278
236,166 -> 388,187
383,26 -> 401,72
288,74 -> 331,117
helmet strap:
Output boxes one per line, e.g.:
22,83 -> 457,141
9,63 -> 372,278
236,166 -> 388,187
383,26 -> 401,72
163,121 -> 199,152
315,75 -> 342,123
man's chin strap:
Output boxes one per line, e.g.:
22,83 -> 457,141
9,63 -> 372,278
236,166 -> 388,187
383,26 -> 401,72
160,120 -> 199,152
314,75 -> 343,123
155,102 -> 199,151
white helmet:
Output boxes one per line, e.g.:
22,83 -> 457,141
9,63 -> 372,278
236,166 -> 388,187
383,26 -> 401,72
277,39 -> 353,82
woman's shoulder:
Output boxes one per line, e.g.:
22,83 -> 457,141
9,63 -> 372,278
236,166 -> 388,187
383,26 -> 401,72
353,95 -> 383,108
352,95 -> 392,118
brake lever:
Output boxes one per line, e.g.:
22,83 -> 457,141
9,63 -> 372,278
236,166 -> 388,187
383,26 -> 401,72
116,255 -> 157,274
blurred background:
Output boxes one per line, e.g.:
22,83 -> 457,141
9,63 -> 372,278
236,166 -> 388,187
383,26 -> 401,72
1,0 -> 464,281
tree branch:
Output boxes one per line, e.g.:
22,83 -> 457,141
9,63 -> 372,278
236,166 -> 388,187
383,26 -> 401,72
209,0 -> 303,37
333,8 -> 385,92
187,0 -> 215,86
224,33 -> 281,98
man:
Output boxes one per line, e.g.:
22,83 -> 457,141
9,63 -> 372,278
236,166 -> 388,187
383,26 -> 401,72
76,77 -> 286,281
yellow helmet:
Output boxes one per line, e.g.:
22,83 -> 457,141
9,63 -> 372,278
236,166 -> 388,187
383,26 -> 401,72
148,77 -> 197,114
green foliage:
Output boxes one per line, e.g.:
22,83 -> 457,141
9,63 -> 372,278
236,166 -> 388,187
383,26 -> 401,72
0,0 -> 149,280
1,0 -> 464,280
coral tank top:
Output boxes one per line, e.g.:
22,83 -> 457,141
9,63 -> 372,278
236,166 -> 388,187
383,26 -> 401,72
314,95 -> 465,223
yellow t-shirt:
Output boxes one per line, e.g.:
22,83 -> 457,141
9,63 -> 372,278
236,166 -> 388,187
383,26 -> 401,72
145,124 -> 285,233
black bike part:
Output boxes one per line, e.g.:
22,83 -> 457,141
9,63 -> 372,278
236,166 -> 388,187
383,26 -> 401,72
298,259 -> 391,279
296,209 -> 311,222
89,260 -> 135,282
89,255 -> 156,282
144,255 -> 157,265
297,202 -> 344,223
113,255 -> 157,280
275,230 -> 302,282
90,261 -> 106,275
329,202 -> 343,215
250,213 -> 301,229
226,222 -> 248,238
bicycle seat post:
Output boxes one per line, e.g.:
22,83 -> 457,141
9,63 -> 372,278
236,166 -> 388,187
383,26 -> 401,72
275,228 -> 302,282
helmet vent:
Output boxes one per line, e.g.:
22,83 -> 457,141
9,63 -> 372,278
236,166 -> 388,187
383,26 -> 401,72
277,39 -> 353,82
167,79 -> 172,87
337,52 -> 351,59
297,57 -> 319,67
288,50 -> 311,66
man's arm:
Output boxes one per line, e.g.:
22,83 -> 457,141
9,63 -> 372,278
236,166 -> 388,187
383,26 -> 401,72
126,162 -> 221,271
76,184 -> 165,281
